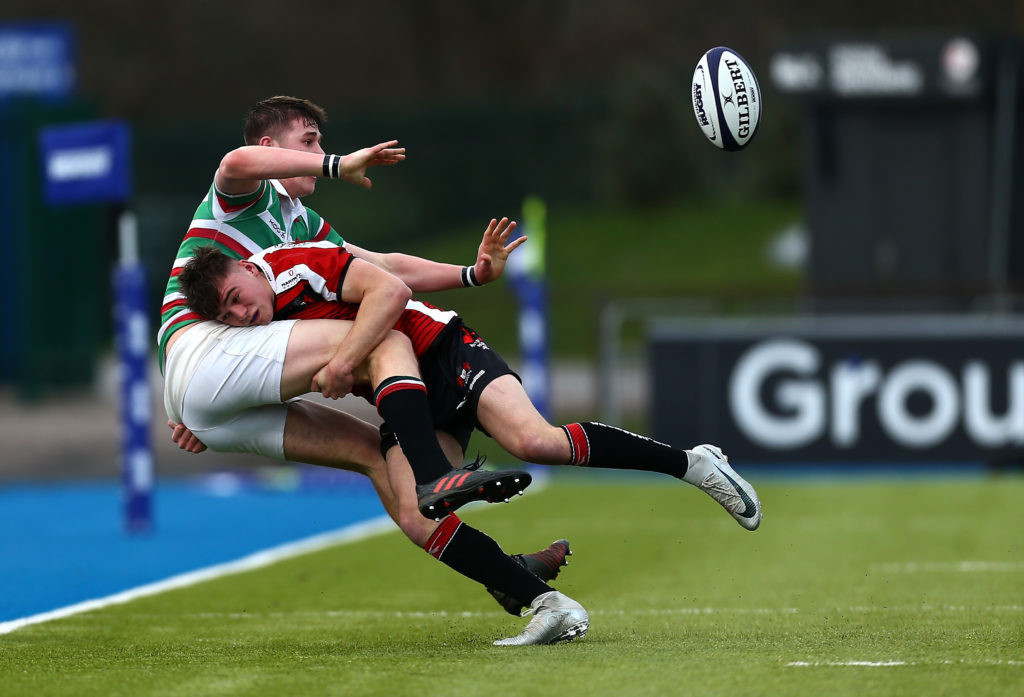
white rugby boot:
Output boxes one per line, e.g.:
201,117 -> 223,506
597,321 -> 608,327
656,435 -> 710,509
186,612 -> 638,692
493,591 -> 589,646
683,444 -> 762,530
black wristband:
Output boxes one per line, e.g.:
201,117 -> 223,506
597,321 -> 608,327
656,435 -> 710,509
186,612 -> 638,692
322,154 -> 342,178
461,266 -> 481,287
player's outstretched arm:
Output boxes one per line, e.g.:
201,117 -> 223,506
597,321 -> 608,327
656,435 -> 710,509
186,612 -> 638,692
215,140 -> 405,195
344,217 -> 525,292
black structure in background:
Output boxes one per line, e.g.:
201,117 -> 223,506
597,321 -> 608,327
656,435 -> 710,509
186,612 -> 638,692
650,316 -> 1024,464
771,34 -> 1024,313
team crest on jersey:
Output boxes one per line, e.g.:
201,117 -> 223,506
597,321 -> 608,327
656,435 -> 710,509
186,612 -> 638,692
456,362 -> 487,393
456,361 -> 473,388
462,327 -> 489,350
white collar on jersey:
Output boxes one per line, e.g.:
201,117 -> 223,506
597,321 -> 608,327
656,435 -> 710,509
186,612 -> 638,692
269,177 -> 296,201
268,178 -> 307,237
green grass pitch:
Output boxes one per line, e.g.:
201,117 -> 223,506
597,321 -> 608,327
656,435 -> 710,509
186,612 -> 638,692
2,474 -> 1022,696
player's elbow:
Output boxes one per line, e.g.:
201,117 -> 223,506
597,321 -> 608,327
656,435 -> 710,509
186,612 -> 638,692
382,278 -> 412,311
218,148 -> 257,181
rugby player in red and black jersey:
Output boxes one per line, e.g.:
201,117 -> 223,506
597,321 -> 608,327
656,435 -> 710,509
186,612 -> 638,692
179,238 -> 764,538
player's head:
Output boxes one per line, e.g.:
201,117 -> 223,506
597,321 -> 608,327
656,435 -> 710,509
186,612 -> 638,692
243,96 -> 327,145
243,96 -> 328,198
179,246 -> 274,327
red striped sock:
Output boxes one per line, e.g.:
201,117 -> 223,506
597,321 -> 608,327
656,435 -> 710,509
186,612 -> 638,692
561,421 -> 687,478
424,514 -> 551,606
561,423 -> 590,465
424,513 -> 462,559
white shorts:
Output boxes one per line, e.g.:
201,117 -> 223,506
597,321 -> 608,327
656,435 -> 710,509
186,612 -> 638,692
163,320 -> 298,460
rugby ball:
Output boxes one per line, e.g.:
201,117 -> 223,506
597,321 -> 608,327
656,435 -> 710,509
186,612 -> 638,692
691,46 -> 761,151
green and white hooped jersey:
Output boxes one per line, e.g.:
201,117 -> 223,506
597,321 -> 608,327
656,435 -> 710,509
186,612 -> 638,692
158,177 -> 345,368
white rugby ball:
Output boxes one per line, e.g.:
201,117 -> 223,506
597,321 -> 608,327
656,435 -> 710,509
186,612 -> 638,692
691,46 -> 761,151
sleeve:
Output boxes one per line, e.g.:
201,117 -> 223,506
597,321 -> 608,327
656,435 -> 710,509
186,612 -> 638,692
333,253 -> 356,299
265,243 -> 356,303
210,180 -> 269,220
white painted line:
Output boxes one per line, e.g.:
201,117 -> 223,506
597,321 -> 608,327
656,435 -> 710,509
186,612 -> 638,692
871,561 -> 1024,573
788,661 -> 907,667
596,605 -> 1022,615
788,660 -> 1024,667
0,515 -> 396,636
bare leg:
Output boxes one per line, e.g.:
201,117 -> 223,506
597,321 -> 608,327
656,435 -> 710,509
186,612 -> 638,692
281,319 -> 360,399
281,320 -> 424,400
383,447 -> 441,546
476,375 -> 572,463
477,373 -> 763,530
282,399 -> 445,541
282,399 -> 398,522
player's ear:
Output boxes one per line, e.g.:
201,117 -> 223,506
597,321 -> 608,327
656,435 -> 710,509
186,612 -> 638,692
239,260 -> 258,276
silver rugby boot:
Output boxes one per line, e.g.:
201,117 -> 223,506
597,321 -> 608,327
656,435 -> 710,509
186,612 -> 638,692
683,444 -> 762,530
493,591 -> 589,646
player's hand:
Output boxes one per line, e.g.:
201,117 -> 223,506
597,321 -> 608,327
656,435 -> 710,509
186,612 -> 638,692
339,140 -> 406,189
312,363 -> 354,399
473,217 -> 526,284
167,420 -> 207,453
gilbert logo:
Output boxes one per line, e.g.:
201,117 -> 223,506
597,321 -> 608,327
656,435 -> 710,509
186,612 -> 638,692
722,57 -> 753,138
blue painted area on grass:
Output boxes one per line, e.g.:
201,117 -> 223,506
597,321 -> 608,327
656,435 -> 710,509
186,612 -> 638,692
0,478 -> 387,622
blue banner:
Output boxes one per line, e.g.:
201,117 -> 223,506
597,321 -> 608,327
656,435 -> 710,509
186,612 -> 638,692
0,22 -> 75,100
39,120 -> 131,205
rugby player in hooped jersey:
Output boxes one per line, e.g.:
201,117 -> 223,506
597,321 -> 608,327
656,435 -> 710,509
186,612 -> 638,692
161,96 -> 588,646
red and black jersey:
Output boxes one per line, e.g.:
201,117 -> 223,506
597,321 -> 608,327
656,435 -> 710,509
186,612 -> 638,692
249,241 -> 459,355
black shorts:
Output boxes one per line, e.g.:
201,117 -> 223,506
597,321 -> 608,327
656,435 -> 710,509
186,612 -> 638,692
379,319 -> 519,457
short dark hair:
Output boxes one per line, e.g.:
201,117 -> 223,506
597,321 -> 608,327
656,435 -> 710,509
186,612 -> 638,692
178,246 -> 237,320
242,96 -> 328,145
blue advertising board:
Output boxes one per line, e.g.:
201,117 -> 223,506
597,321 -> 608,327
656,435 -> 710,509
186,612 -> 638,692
39,120 -> 131,205
0,23 -> 75,99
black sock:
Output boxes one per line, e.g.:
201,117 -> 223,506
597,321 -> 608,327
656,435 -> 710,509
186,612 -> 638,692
561,421 -> 689,478
425,514 -> 551,607
375,376 -> 452,485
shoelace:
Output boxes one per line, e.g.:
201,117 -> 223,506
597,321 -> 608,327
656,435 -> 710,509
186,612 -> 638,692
461,453 -> 487,471
518,591 -> 547,618
700,473 -> 744,513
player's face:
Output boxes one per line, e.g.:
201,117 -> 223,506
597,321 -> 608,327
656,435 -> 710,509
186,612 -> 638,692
275,116 -> 325,198
215,262 -> 275,327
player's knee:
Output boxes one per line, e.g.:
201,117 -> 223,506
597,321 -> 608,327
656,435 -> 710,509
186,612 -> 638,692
366,331 -> 418,382
376,331 -> 415,362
